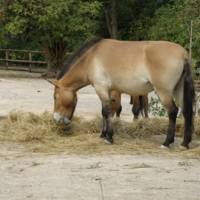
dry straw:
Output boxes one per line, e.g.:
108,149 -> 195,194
0,111 -> 200,157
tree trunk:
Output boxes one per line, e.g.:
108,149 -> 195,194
103,0 -> 118,39
42,41 -> 67,78
111,0 -> 118,39
189,20 -> 193,58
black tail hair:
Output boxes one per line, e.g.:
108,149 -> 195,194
183,57 -> 195,145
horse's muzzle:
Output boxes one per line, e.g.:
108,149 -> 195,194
54,113 -> 71,125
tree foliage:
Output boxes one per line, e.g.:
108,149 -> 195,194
149,0 -> 200,60
0,0 -> 199,74
0,0 -> 102,75
117,0 -> 157,41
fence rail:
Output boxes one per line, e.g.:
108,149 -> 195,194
0,49 -> 72,73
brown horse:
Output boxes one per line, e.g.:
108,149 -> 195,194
110,90 -> 122,117
130,95 -> 149,119
47,39 -> 195,149
110,92 -> 148,119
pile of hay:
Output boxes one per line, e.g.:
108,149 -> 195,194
0,111 -> 200,157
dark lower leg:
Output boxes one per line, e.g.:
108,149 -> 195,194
142,95 -> 149,118
132,105 -> 140,120
100,103 -> 114,143
162,103 -> 178,147
116,105 -> 122,117
144,106 -> 149,118
100,118 -> 107,138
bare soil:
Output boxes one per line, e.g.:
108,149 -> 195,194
0,70 -> 200,200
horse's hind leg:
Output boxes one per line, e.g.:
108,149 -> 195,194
158,94 -> 178,148
142,95 -> 149,118
132,96 -> 140,120
116,105 -> 122,117
162,101 -> 178,148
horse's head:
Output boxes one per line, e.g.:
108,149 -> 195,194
47,79 -> 77,125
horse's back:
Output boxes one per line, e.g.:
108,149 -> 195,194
95,39 -> 188,67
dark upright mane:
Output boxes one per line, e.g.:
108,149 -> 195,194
57,38 -> 102,80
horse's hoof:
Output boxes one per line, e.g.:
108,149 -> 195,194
104,139 -> 112,145
159,145 -> 169,150
179,145 -> 188,151
100,134 -> 106,139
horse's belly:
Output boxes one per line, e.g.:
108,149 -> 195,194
113,80 -> 154,95
91,60 -> 153,95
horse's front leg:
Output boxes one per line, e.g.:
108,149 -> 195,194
100,117 -> 107,138
99,101 -> 114,143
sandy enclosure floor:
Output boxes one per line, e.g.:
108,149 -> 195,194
1,149 -> 200,200
0,72 -> 200,200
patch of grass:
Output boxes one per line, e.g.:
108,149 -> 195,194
87,162 -> 102,169
184,180 -> 200,183
123,163 -> 152,169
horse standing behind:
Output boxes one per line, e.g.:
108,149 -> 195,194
130,95 -> 149,119
48,39 -> 194,149
110,91 -> 148,120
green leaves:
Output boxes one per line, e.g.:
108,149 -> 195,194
1,0 -> 102,49
148,96 -> 167,117
148,0 -> 200,60
0,0 -> 102,72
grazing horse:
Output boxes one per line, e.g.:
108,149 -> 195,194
109,91 -> 149,120
130,95 -> 149,119
110,91 -> 122,117
47,39 -> 195,149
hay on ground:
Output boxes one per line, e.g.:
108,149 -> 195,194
0,111 -> 200,157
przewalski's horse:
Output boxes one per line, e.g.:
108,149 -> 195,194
130,95 -> 149,119
47,39 -> 195,149
110,91 -> 122,117
109,91 -> 149,119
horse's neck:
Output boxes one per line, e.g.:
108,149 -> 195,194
60,63 -> 89,91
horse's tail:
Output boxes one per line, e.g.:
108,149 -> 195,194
183,57 -> 195,145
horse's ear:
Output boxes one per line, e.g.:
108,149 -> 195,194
46,79 -> 59,87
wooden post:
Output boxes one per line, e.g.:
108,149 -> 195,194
29,51 -> 32,72
5,50 -> 8,70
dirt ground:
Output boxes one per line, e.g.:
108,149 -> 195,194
0,70 -> 200,200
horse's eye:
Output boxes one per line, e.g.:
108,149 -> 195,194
112,99 -> 116,102
54,95 -> 57,100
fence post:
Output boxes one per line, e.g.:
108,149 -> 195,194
29,51 -> 32,72
5,50 -> 8,70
